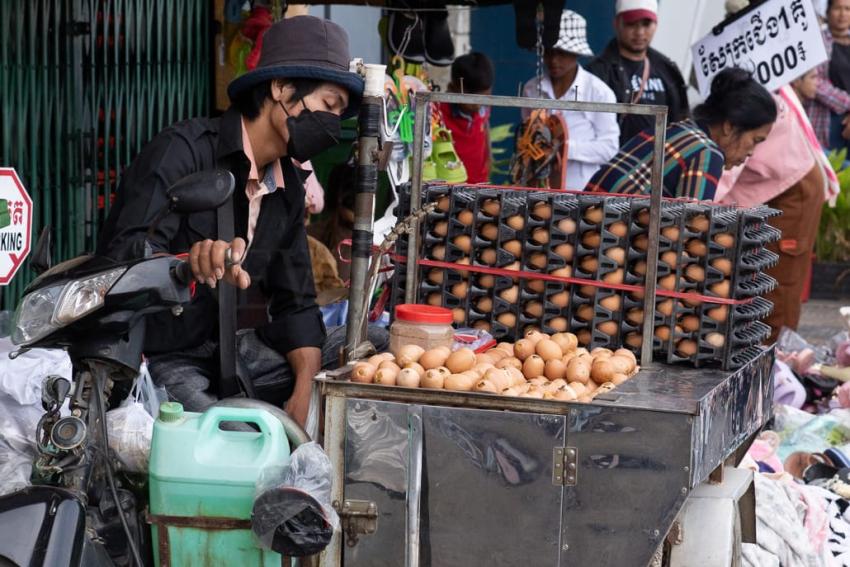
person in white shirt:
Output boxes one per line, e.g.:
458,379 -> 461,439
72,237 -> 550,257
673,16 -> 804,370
522,10 -> 620,190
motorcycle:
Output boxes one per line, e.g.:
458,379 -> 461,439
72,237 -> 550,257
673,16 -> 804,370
0,170 -> 309,567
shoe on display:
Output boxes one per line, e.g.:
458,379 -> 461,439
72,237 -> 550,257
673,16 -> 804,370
423,9 -> 455,66
432,128 -> 468,184
387,11 -> 426,63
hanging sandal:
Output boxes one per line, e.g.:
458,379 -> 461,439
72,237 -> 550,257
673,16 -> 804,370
432,127 -> 468,184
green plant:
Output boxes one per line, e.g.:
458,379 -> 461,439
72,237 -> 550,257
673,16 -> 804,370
817,149 -> 850,263
489,123 -> 514,179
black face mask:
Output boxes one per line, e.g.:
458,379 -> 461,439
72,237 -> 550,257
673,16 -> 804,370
280,99 -> 341,162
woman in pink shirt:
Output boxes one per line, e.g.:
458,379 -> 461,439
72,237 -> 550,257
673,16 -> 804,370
717,70 -> 839,342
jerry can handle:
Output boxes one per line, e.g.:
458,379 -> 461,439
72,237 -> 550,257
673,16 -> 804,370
198,406 -> 283,443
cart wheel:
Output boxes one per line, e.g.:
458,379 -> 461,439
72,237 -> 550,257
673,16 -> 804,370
211,398 -> 311,448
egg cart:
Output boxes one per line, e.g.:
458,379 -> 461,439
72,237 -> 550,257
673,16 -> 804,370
320,92 -> 776,567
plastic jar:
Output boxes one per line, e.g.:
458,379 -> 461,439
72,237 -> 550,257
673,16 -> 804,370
389,304 -> 455,354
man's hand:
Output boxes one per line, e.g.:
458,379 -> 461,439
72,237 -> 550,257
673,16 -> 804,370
284,346 -> 322,428
189,237 -> 251,289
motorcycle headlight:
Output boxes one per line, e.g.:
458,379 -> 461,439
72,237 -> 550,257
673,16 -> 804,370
54,267 -> 126,325
12,267 -> 127,346
12,283 -> 65,345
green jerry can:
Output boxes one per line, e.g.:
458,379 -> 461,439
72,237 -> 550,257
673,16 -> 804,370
148,402 -> 291,566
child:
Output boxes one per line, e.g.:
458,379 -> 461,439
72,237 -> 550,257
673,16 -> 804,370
438,52 -> 495,184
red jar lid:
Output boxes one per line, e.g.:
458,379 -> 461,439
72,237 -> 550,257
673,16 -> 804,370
395,304 -> 453,324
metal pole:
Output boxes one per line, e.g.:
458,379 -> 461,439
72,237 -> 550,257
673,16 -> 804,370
404,92 -> 428,305
318,393 -> 346,567
344,64 -> 385,361
639,111 -> 668,367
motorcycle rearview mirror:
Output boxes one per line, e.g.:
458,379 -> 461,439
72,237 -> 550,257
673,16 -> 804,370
30,225 -> 54,275
167,169 -> 235,214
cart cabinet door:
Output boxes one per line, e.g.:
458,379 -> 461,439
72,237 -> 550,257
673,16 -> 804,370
342,399 -> 566,567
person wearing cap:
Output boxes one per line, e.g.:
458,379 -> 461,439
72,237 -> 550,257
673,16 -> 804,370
521,10 -> 620,189
587,0 -> 689,145
96,16 -> 369,426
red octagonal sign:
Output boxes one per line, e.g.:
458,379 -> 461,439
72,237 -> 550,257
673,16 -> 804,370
0,169 -> 33,285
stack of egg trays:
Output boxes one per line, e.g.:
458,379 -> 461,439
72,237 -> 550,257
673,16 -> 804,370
567,194 -> 632,349
489,189 -> 529,340
541,193 -> 581,336
719,205 -> 782,369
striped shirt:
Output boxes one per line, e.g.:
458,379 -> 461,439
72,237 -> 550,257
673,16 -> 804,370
803,27 -> 850,148
585,120 -> 725,200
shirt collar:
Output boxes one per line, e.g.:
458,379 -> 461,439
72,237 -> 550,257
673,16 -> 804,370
540,66 -> 590,101
241,116 -> 285,189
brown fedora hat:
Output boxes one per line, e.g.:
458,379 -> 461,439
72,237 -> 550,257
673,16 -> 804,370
227,16 -> 364,119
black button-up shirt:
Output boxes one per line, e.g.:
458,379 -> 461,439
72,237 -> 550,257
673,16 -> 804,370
96,107 -> 326,356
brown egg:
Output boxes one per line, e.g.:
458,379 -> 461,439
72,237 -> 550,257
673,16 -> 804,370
608,355 -> 634,376
506,366 -> 527,386
658,274 -> 678,291
580,256 -> 599,273
368,352 -> 395,366
676,339 -> 698,357
582,231 -> 601,248
426,293 -> 442,306
576,329 -> 592,346
532,202 -> 553,220
686,239 -> 707,257
603,269 -> 625,284
609,222 -> 628,238
606,246 -> 626,265
600,295 -> 621,311
544,359 -> 567,381
480,248 -> 497,265
457,209 -> 474,226
525,330 -> 547,344
435,195 -> 450,212
566,357 -> 591,384
584,206 -> 603,224
482,199 -> 500,217
526,279 -> 545,293
451,281 -> 468,298
454,235 -> 472,253
476,297 -> 493,312
486,348 -> 508,362
454,257 -> 471,278
632,260 -> 647,276
474,379 -> 500,394
433,221 -> 448,237
378,360 -> 401,373
685,264 -> 705,282
710,280 -> 731,298
597,320 -> 619,335
680,315 -> 700,332
446,348 -> 476,374
397,368 -> 422,388
591,359 -> 616,385
499,285 -> 519,303
445,373 -> 478,392
714,233 -> 735,248
551,266 -> 573,280
496,357 -> 522,371
626,308 -> 644,325
568,382 -> 588,397
657,299 -> 674,316
706,332 -> 726,348
551,291 -> 570,308
591,347 -> 614,357
522,355 -> 546,379
631,234 -> 648,252
711,257 -> 733,276
611,373 -> 629,385
479,275 -> 495,288
688,214 -> 710,232
473,320 -> 491,332
661,250 -> 679,267
374,366 -> 399,386
661,226 -> 680,241
396,345 -> 426,366
624,333 -> 643,348
514,339 -> 536,361
427,269 -> 444,285
505,261 -> 521,271
536,339 -> 564,361
507,215 -> 525,230
549,317 -> 568,332
579,285 -> 598,298
576,304 -> 594,321
655,326 -> 672,341
524,301 -> 544,318
475,353 -> 496,366
558,217 -> 577,234
532,227 -> 550,245
351,362 -> 377,383
554,243 -> 575,261
682,292 -> 703,307
431,245 -> 446,260
552,332 -> 579,353
481,223 -> 499,241
707,304 -> 729,322
504,239 -> 522,257
497,312 -> 517,327
452,308 -> 466,324
529,252 -> 548,269
422,367 -> 449,388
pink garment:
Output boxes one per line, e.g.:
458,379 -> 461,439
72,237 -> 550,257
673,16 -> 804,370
241,118 -> 285,243
297,160 -> 325,215
785,480 -> 831,555
715,91 -> 815,206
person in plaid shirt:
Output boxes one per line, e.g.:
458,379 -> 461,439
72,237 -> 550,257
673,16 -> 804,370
586,68 -> 776,200
804,0 -> 850,150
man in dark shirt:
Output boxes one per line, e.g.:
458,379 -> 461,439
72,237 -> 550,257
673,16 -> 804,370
586,0 -> 689,145
96,16 -> 365,425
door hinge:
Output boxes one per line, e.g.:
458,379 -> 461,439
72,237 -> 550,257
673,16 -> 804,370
553,446 -> 578,486
333,499 -> 378,547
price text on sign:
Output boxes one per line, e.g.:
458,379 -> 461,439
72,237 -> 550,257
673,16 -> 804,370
0,169 -> 33,285
691,0 -> 827,97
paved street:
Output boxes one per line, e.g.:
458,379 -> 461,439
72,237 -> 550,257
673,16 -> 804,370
797,299 -> 849,345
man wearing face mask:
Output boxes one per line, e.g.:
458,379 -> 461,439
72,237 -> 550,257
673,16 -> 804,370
96,16 -> 372,426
